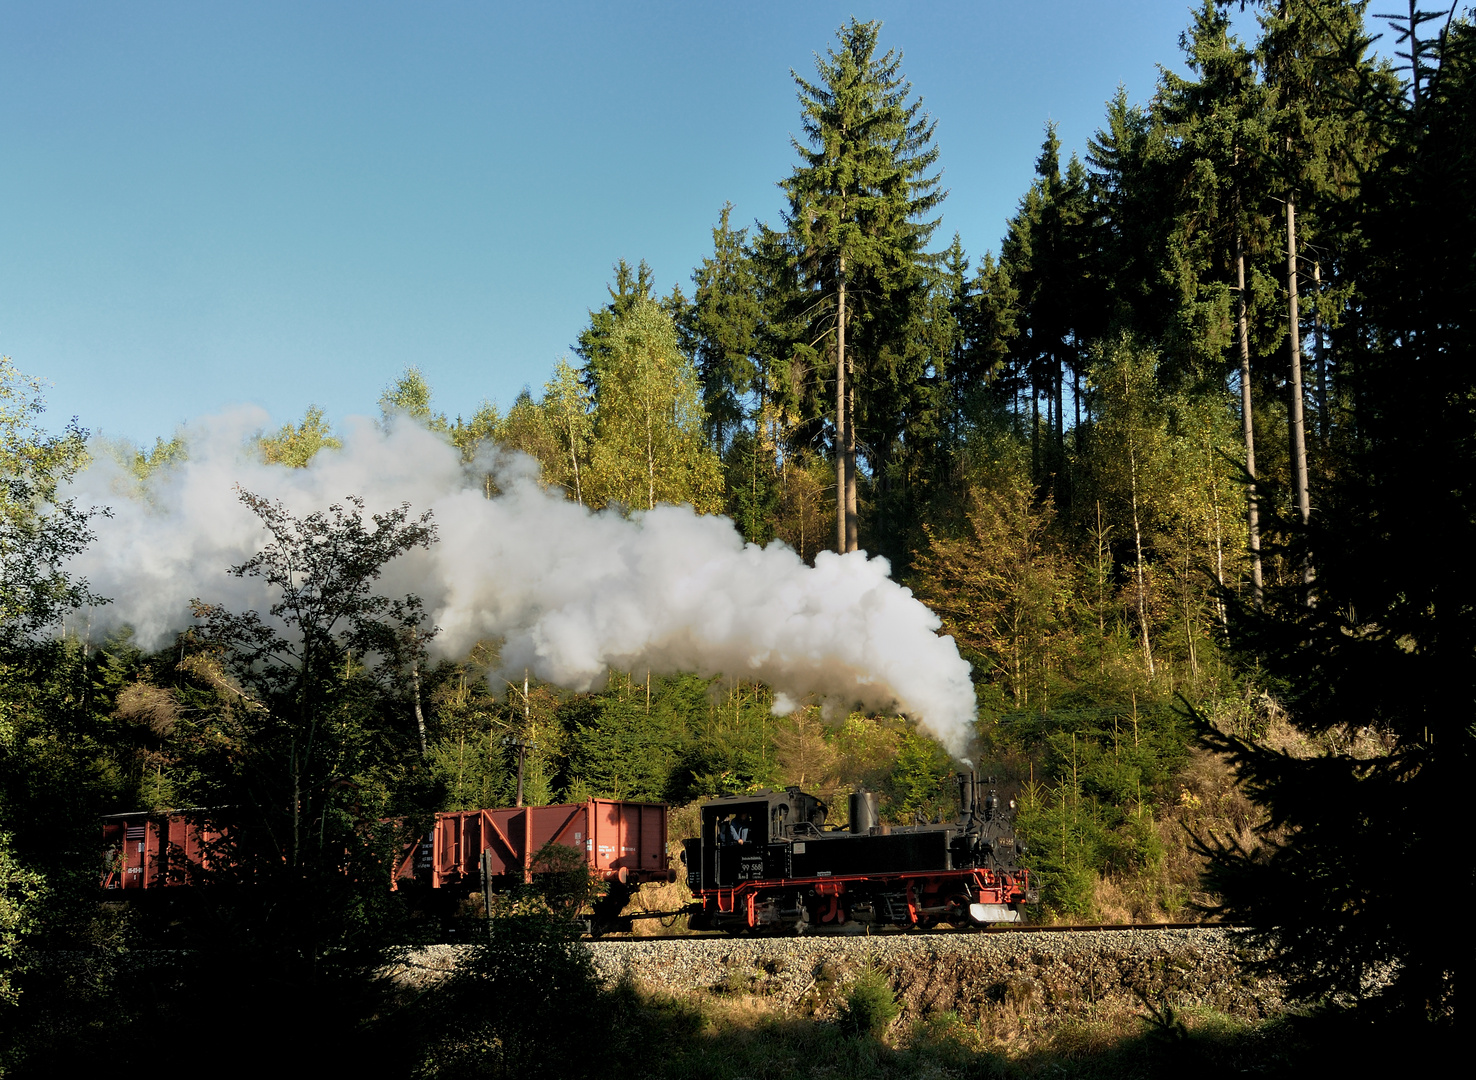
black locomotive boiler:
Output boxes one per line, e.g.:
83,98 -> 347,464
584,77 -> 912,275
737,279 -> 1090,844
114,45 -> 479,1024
683,772 -> 1033,933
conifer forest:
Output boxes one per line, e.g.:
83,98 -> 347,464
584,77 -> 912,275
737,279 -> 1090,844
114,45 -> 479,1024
1,2 -> 1472,1074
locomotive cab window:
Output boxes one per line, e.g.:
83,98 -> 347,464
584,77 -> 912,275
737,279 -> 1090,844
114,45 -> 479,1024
716,811 -> 755,846
703,801 -> 769,850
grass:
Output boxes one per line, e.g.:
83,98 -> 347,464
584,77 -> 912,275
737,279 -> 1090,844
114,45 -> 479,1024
633,988 -> 1308,1079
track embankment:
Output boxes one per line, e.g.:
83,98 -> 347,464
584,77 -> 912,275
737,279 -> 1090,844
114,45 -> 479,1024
390,925 -> 1280,1024
583,926 -> 1279,1021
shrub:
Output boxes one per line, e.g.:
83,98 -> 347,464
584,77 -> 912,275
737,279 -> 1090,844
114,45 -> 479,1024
838,963 -> 899,1037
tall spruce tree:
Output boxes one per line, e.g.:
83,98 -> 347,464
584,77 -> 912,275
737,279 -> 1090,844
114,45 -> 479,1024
1256,0 -> 1391,589
1157,1 -> 1278,605
687,204 -> 763,450
1000,128 -> 1095,498
782,17 -> 944,553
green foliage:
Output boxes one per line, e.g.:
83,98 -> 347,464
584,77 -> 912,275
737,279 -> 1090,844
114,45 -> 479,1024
379,365 -> 446,428
175,491 -> 440,980
0,830 -> 44,1005
127,434 -> 188,480
1201,14 -> 1476,1021
838,963 -> 900,1037
568,674 -> 689,801
530,841 -> 606,919
722,425 -> 781,545
884,731 -> 950,821
993,696 -> 1187,916
687,203 -> 763,447
418,896 -> 608,1079
256,404 -> 342,467
586,298 -> 724,514
0,359 -> 103,648
449,400 -> 502,466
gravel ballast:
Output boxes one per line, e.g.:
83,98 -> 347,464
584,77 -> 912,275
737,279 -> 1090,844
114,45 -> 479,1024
391,926 -> 1279,1022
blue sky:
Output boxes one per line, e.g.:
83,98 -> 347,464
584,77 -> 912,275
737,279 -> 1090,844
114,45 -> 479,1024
3,1 -> 1308,443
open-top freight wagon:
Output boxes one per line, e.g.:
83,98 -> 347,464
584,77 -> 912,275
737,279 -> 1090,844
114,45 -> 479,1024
101,810 -> 228,891
100,798 -> 673,900
393,799 -> 674,890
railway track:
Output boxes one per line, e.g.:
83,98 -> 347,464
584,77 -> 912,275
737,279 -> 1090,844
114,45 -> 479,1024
589,920 -> 1236,941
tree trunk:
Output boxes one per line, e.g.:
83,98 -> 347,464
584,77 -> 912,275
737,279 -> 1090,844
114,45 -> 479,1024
1124,364 -> 1154,681
1054,355 -> 1064,462
1129,442 -> 1155,681
1208,434 -> 1228,630
845,356 -> 859,551
1236,237 -> 1264,608
570,429 -> 583,506
1031,383 -> 1041,484
836,261 -> 848,553
646,394 -> 656,512
1312,258 -> 1327,439
1286,196 -> 1313,589
412,652 -> 427,757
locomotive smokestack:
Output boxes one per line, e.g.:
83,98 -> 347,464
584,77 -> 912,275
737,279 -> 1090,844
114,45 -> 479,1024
848,789 -> 879,834
957,770 -> 975,819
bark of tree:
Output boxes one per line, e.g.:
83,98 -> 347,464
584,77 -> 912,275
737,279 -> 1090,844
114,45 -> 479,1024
1208,432 -> 1229,630
1237,236 -> 1265,608
646,386 -> 656,512
846,360 -> 858,552
1124,366 -> 1155,680
1054,356 -> 1065,466
412,655 -> 427,757
1312,258 -> 1327,438
834,258 -> 859,553
569,433 -> 584,506
1286,196 -> 1313,590
836,261 -> 849,553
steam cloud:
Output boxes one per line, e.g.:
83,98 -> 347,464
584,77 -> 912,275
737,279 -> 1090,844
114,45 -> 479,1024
63,410 -> 979,754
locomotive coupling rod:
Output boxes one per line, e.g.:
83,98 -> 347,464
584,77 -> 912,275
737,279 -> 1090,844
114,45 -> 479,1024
624,903 -> 704,921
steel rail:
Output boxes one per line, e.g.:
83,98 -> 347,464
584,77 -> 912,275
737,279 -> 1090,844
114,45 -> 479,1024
587,920 -> 1241,940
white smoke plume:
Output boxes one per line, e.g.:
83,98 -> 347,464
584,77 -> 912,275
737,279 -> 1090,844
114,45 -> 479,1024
63,409 -> 979,754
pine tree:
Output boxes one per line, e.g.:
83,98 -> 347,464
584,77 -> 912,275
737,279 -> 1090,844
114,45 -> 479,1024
1256,0 -> 1392,589
574,258 -> 659,383
1000,127 -> 1093,495
687,204 -> 763,449
1156,1 -> 1278,605
782,17 -> 944,553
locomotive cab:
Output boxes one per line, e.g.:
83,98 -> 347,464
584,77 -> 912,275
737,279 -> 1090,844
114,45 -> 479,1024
696,787 -> 829,889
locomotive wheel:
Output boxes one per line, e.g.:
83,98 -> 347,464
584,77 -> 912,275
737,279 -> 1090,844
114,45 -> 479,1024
791,903 -> 811,936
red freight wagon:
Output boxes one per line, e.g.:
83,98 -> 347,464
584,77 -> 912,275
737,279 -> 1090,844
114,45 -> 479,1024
400,800 -> 673,890
101,811 -> 226,891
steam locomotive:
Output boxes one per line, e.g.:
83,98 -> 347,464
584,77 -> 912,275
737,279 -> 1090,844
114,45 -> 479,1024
683,772 -> 1033,933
